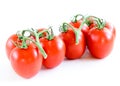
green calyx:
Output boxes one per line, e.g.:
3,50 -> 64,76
15,31 -> 30,49
46,27 -> 54,40
59,23 -> 68,32
94,18 -> 106,29
37,27 -> 54,40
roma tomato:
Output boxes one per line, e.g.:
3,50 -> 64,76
59,23 -> 86,59
40,36 -> 66,69
6,34 -> 18,59
86,19 -> 116,59
10,44 -> 43,78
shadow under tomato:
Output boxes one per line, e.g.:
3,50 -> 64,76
64,47 -> 99,61
80,48 -> 98,60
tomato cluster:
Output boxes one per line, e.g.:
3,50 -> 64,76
68,15 -> 116,59
5,14 -> 116,79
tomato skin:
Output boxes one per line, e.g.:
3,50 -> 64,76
70,20 -> 82,28
81,24 -> 90,37
105,22 -> 116,38
40,36 -> 66,69
6,34 -> 18,59
87,27 -> 115,59
59,29 -> 86,59
10,44 -> 43,78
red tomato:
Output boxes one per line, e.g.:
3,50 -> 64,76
87,25 -> 115,58
10,44 -> 43,78
59,29 -> 86,59
6,34 -> 18,59
40,36 -> 66,69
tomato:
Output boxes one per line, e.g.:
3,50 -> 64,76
40,36 -> 66,68
59,29 -> 86,59
86,22 -> 116,59
6,34 -> 18,59
10,44 -> 43,78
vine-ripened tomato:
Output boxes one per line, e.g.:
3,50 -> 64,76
59,26 -> 86,59
86,20 -> 116,59
40,36 -> 66,69
6,34 -> 18,59
6,29 -> 47,79
10,44 -> 43,78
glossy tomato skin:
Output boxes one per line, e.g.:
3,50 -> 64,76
6,34 -> 18,59
59,29 -> 86,59
87,27 -> 115,59
70,20 -> 82,28
40,36 -> 66,69
105,22 -> 116,38
10,44 -> 43,78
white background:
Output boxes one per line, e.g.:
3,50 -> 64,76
0,0 -> 120,86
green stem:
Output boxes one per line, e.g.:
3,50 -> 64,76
37,27 -> 54,40
71,14 -> 84,22
38,29 -> 48,37
78,15 -> 106,30
62,22 -> 80,45
79,15 -> 90,30
20,37 -> 28,48
46,27 -> 54,40
19,29 -> 47,59
16,31 -> 28,49
59,24 -> 68,32
30,29 -> 47,59
93,17 -> 106,29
